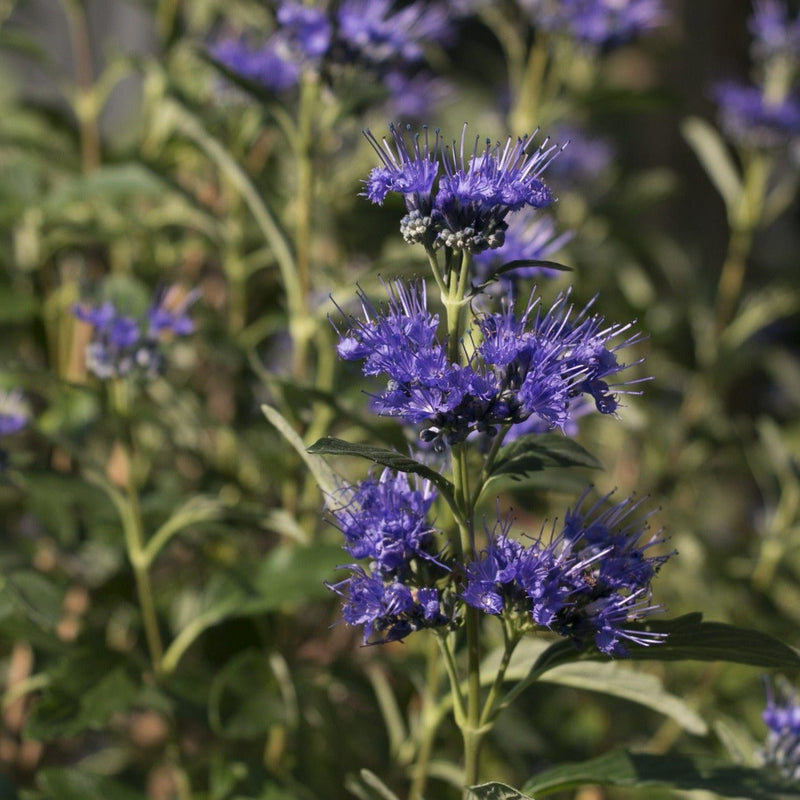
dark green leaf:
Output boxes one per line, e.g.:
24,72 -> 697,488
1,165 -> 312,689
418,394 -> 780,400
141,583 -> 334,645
524,749 -> 800,798
208,651 -> 291,739
491,434 -> 602,477
480,434 -> 600,500
35,769 -> 145,800
26,655 -> 139,740
307,437 -> 455,497
528,613 -> 800,680
470,260 -> 572,294
466,783 -> 532,799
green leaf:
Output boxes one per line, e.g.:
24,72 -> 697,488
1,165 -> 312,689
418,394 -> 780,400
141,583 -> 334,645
262,405 -> 338,505
35,768 -> 145,800
482,639 -> 706,734
26,654 -> 139,740
491,434 -> 602,476
160,543 -> 342,674
528,613 -> 800,677
466,783 -> 531,800
208,651 -> 292,739
470,260 -> 571,294
523,749 -> 800,798
480,434 -> 601,499
307,437 -> 455,499
682,117 -> 743,220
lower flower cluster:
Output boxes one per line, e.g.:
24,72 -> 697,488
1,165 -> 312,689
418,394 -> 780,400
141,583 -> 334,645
327,470 -> 671,654
327,470 -> 452,643
463,493 -> 671,655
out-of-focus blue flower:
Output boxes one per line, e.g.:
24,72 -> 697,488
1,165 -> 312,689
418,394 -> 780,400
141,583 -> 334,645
363,124 -> 559,253
0,389 -> 27,469
546,123 -> 614,189
713,81 -> 800,148
333,281 -> 643,447
472,211 -> 573,285
762,679 -> 800,780
463,492 -> 670,655
73,287 -> 198,381
210,35 -> 302,92
276,1 -> 332,59
0,390 -> 27,437
521,0 -> 667,49
383,70 -> 454,121
749,0 -> 800,64
337,0 -> 452,66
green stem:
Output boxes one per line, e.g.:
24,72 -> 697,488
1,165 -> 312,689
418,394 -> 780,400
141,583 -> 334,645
290,73 -> 319,379
713,152 -> 770,334
61,0 -> 101,172
479,622 -> 521,727
408,635 -> 445,800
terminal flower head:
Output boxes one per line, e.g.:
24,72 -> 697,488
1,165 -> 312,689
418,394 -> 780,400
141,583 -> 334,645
362,124 -> 559,253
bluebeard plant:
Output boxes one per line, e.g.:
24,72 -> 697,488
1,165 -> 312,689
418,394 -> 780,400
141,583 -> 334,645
324,120 -> 667,663
73,288 -> 197,381
762,679 -> 800,780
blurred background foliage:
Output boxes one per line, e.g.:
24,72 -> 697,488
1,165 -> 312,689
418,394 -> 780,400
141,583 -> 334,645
0,0 -> 798,798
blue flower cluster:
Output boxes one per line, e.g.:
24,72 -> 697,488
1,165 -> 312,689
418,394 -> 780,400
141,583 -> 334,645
463,493 -> 670,655
713,82 -> 800,149
328,470 -> 451,643
73,288 -> 197,381
472,211 -> 573,286
210,0 -> 452,111
520,0 -> 666,50
334,281 -> 641,447
364,124 -> 558,253
749,0 -> 800,63
762,679 -> 800,780
0,389 -> 27,469
712,1 -> 800,149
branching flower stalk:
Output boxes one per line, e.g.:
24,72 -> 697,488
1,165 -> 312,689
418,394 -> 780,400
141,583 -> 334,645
321,123 -> 671,796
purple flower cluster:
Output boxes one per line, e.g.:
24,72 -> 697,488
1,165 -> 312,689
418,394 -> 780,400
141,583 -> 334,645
334,281 -> 642,447
328,470 -> 451,643
749,0 -> 800,64
520,0 -> 667,50
364,124 -> 559,254
210,0 -> 451,101
463,493 -> 670,655
712,81 -> 800,149
762,679 -> 800,780
73,288 -> 197,381
0,390 -> 27,470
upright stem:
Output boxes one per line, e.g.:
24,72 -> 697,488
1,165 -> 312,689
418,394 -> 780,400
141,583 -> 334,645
713,152 -> 770,334
290,73 -> 319,379
110,380 -> 164,673
62,0 -> 101,172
